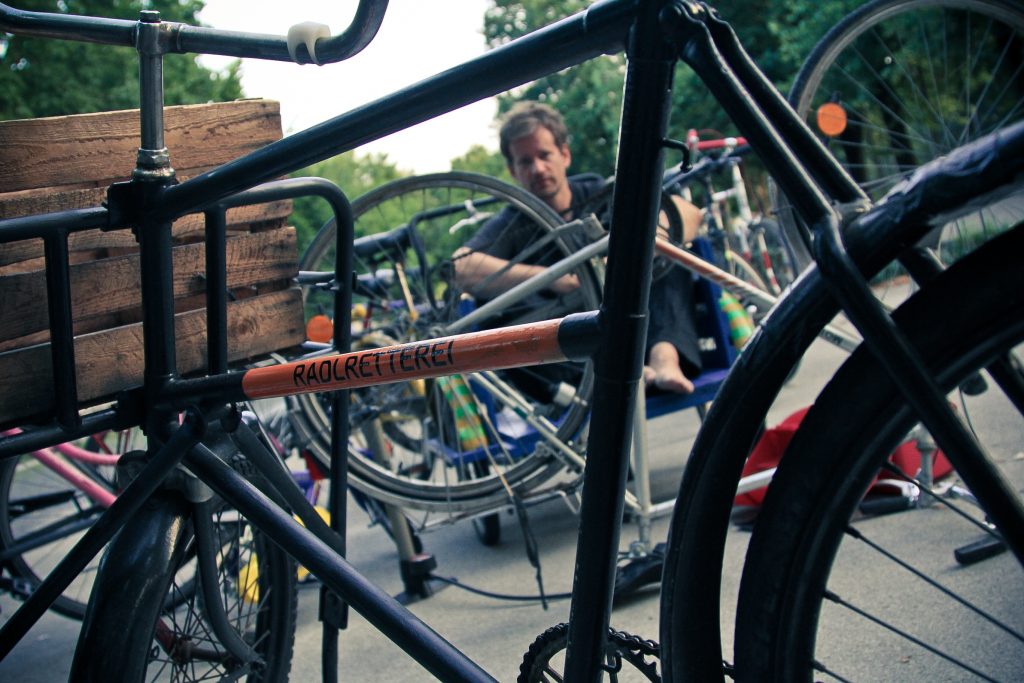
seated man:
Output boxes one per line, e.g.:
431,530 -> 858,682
453,101 -> 702,394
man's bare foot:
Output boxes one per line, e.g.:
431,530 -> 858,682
643,342 -> 694,394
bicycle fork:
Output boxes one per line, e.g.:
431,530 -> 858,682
812,214 -> 1024,564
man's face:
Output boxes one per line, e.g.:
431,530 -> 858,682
507,126 -> 572,206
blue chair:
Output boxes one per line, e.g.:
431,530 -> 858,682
421,237 -> 741,468
643,236 -> 740,421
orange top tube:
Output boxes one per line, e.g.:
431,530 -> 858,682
241,318 -> 570,400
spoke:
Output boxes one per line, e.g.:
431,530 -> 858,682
860,25 -> 951,150
812,659 -> 855,683
823,589 -> 1001,682
878,462 -> 1002,538
844,525 -> 1024,643
831,47 -> 941,155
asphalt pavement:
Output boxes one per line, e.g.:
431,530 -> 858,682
2,326 -> 1022,681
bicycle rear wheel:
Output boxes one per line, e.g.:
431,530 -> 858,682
291,172 -> 602,516
734,223 -> 1024,679
775,0 -> 1024,272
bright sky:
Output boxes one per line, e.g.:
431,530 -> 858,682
196,0 -> 497,173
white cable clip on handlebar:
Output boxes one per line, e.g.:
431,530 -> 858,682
287,22 -> 332,65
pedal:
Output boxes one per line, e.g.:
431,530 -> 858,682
858,494 -> 916,516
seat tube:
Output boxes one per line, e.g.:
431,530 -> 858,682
564,1 -> 678,679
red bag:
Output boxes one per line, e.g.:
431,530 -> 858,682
734,406 -> 952,508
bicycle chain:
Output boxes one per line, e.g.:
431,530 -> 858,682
518,622 -> 661,682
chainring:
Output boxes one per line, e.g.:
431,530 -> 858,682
518,622 -> 660,682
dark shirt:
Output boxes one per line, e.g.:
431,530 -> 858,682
463,175 -> 605,261
460,174 -> 702,376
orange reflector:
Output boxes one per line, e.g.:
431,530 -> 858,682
306,314 -> 333,343
816,102 -> 848,137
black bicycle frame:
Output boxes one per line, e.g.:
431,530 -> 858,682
2,0 -> 1023,681
0,1 -> 660,679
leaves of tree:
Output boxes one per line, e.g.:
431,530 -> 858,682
482,0 -> 865,180
0,0 -> 243,121
290,152 -> 407,253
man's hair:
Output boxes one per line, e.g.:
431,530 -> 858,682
498,101 -> 570,162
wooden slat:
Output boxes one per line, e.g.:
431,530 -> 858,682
0,227 -> 298,345
0,288 -> 304,426
0,201 -> 292,268
0,175 -> 294,221
0,100 -> 303,425
0,100 -> 282,194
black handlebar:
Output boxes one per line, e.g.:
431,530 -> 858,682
663,144 -> 750,191
0,0 -> 389,64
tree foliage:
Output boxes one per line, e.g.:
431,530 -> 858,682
290,152 -> 407,253
0,0 -> 243,121
482,0 -> 865,181
449,143 -> 512,179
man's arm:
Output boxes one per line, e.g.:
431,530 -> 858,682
452,246 -> 579,299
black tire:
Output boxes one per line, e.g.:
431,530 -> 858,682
775,0 -> 1024,271
291,172 -> 602,516
0,437 -> 122,621
72,434 -> 297,682
734,223 -> 1024,680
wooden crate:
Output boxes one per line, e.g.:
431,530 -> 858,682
0,100 -> 305,426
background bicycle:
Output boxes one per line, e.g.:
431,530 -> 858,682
679,130 -> 798,297
0,428 -> 122,621
772,0 -> 1024,288
287,162 -> 798,562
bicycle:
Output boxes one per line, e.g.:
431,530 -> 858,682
288,168 -> 807,555
678,129 -> 798,296
0,404 -> 331,624
773,0 -> 1024,277
0,429 -> 122,621
0,1 -> 1020,681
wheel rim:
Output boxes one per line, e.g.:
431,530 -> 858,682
735,225 -> 1024,680
293,173 -> 601,515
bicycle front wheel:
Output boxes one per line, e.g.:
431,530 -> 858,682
291,172 -> 602,515
776,0 -> 1024,270
734,222 -> 1024,680
73,431 -> 297,682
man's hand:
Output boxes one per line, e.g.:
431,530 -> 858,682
549,272 -> 580,294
